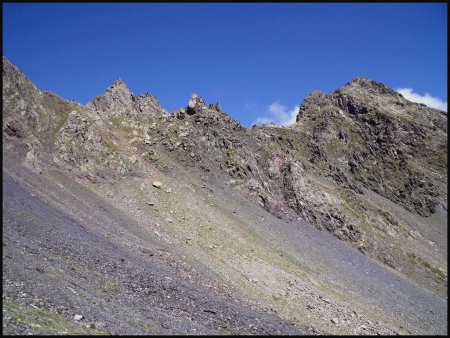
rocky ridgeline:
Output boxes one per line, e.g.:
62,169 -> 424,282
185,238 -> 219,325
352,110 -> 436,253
132,76 -> 447,290
87,78 -> 167,117
2,56 -> 447,289
293,77 -> 447,217
3,57 -> 169,182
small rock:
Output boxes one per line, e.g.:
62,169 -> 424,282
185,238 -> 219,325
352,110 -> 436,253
146,201 -> 154,206
360,325 -> 367,330
165,188 -> 172,193
74,314 -> 83,321
152,181 -> 162,188
165,218 -> 173,223
331,318 -> 339,324
323,298 -> 331,304
409,230 -> 422,239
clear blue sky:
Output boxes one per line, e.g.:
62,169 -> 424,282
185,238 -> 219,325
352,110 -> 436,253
3,3 -> 447,126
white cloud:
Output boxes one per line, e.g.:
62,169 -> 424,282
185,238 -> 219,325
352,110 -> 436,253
252,101 -> 299,126
396,88 -> 447,112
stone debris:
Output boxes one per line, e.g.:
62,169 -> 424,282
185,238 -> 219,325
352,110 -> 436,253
2,56 -> 446,337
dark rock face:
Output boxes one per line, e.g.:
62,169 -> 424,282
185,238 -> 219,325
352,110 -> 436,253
293,76 -> 447,216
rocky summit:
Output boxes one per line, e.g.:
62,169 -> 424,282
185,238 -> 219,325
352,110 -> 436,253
3,56 -> 447,335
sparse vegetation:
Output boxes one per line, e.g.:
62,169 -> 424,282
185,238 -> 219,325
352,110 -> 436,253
3,56 -> 447,335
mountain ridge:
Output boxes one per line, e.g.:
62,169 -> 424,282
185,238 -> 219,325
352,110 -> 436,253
3,56 -> 447,335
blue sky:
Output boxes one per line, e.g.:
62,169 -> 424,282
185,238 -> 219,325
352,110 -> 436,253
3,3 -> 447,126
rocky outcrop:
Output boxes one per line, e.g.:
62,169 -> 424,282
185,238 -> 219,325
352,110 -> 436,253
87,79 -> 167,117
3,57 -> 75,156
134,93 -> 165,116
3,59 -> 143,181
293,76 -> 447,216
187,93 -> 206,115
87,79 -> 133,114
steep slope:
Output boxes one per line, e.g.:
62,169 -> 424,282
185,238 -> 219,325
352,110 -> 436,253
149,83 -> 447,297
2,56 -> 447,335
242,78 -> 448,296
294,77 -> 447,216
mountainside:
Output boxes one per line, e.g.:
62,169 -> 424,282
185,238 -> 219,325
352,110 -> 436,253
3,56 -> 447,335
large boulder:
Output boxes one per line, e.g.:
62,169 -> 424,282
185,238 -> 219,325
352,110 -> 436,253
187,93 -> 206,115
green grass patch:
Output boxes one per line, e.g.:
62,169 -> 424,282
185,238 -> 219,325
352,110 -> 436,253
406,252 -> 446,280
3,297 -> 108,335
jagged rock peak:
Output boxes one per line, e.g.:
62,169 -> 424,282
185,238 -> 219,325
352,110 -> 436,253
348,76 -> 378,85
133,92 -> 167,117
295,77 -> 408,123
107,78 -> 131,94
340,76 -> 400,97
87,78 -> 166,117
87,78 -> 133,114
295,90 -> 326,122
305,90 -> 326,100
